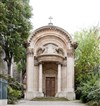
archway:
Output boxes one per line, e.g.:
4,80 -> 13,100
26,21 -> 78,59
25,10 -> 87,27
43,62 -> 57,97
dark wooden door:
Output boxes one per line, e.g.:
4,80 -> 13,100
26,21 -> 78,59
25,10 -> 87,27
46,77 -> 55,97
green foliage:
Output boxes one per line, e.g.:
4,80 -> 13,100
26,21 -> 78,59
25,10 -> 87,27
75,26 -> 100,88
77,66 -> 100,106
0,0 -> 32,74
16,51 -> 26,73
88,83 -> 100,106
7,75 -> 24,101
8,76 -> 24,91
0,74 -> 24,104
0,46 -> 2,64
8,85 -> 21,104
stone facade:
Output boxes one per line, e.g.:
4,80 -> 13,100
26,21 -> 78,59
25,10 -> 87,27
25,24 -> 77,100
0,50 -> 8,75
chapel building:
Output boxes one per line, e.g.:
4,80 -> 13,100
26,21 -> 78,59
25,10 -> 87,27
25,22 -> 77,100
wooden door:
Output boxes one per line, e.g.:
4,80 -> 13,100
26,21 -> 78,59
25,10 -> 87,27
46,77 -> 55,97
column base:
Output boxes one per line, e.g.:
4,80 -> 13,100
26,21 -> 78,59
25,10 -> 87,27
55,91 -> 75,100
25,91 -> 44,100
37,92 -> 44,97
66,91 -> 76,100
55,92 -> 65,97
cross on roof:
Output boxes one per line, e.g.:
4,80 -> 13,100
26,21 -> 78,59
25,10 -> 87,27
49,16 -> 53,23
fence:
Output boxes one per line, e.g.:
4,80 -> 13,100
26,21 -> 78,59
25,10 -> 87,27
0,78 -> 7,99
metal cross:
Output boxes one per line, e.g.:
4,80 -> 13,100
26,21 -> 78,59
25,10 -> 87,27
49,16 -> 53,23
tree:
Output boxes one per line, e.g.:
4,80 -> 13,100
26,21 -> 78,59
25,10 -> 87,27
75,26 -> 100,88
0,46 -> 2,66
0,0 -> 32,75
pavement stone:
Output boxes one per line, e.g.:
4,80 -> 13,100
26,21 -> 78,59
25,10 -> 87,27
7,100 -> 88,106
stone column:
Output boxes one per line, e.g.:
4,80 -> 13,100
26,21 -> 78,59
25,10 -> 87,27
25,47 -> 34,99
38,63 -> 44,97
66,49 -> 75,100
39,63 -> 43,92
57,63 -> 61,92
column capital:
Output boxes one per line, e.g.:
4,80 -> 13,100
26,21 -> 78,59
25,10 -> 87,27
67,49 -> 74,57
27,48 -> 34,56
56,61 -> 64,65
38,62 -> 43,65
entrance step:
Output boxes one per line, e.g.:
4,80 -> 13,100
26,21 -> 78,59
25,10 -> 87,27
32,97 -> 68,101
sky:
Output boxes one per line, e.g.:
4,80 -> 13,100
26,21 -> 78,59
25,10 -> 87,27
29,0 -> 100,34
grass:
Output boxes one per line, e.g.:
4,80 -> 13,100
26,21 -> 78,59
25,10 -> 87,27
31,97 -> 68,101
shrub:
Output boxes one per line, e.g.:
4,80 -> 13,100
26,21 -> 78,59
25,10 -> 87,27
76,66 -> 100,106
0,74 -> 24,104
8,76 -> 24,99
87,79 -> 100,106
8,86 -> 22,104
7,76 -> 24,104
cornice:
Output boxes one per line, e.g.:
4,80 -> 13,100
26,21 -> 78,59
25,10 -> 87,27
29,25 -> 73,44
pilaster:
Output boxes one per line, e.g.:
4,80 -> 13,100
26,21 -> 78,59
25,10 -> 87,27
56,63 -> 62,97
25,47 -> 34,99
66,49 -> 75,100
38,63 -> 44,97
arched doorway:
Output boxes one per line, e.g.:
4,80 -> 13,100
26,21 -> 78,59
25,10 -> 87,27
43,62 -> 57,97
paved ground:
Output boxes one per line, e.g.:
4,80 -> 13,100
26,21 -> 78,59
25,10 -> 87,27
7,100 -> 88,106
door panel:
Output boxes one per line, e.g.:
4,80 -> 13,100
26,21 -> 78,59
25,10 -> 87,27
46,77 -> 55,97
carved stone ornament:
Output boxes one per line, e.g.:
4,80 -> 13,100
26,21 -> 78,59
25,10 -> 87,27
43,43 -> 58,54
37,43 -> 64,57
67,50 -> 74,57
71,42 -> 78,49
23,41 -> 30,48
27,48 -> 34,55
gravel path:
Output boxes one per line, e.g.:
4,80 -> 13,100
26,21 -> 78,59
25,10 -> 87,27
7,100 -> 88,106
